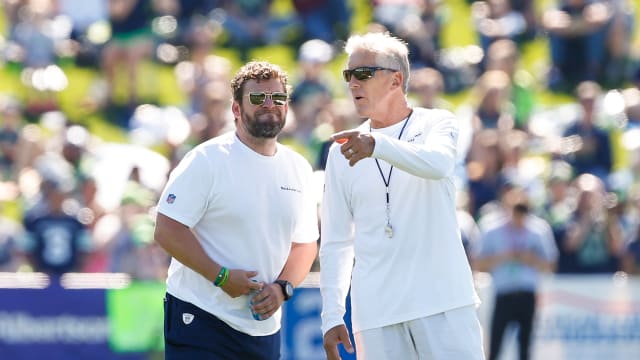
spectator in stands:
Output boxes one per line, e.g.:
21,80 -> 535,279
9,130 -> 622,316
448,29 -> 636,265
0,102 -> 23,173
370,0 -> 421,38
602,0 -> 635,88
473,187 -> 557,360
500,129 -> 529,175
101,0 -> 154,108
57,0 -> 108,40
469,70 -> 515,132
475,172 -> 523,229
186,80 -> 234,146
562,173 -> 624,273
57,0 -> 108,68
561,81 -> 612,180
539,160 -> 576,273
6,0 -> 58,68
510,0 -> 537,39
542,0 -> 612,91
175,79 -> 234,172
51,124 -> 105,231
291,0 -> 351,44
463,70 -> 517,206
21,173 -> 93,276
5,0 -> 67,115
371,0 -> 443,69
466,129 -> 507,219
485,38 -> 535,130
406,0 -> 443,69
409,67 -> 450,110
92,179 -> 163,277
216,0 -> 293,61
471,0 -> 528,56
173,20 -> 232,117
608,188 -> 636,245
314,99 -> 361,170
0,96 -> 23,181
288,39 -> 335,147
120,212 -> 168,280
163,0 -> 219,48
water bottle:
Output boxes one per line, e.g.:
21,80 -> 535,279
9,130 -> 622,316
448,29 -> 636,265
249,280 -> 265,321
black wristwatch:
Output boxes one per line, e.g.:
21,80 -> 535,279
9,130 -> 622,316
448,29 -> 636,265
275,280 -> 294,301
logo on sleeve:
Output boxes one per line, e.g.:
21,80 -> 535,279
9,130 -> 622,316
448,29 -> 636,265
407,132 -> 423,143
166,194 -> 176,204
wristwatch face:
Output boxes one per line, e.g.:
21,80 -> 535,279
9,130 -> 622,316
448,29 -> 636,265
284,282 -> 294,298
277,280 -> 294,300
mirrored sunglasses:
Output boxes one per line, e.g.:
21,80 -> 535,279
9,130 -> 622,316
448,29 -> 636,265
247,92 -> 288,106
342,66 -> 397,82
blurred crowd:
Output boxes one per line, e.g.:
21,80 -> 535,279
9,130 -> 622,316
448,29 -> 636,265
0,0 -> 640,287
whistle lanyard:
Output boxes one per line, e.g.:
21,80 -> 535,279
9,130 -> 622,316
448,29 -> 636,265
372,110 -> 412,238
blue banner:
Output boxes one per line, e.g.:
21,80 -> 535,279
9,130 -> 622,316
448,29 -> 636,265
0,277 -> 144,360
282,288 -> 355,360
0,274 -> 354,359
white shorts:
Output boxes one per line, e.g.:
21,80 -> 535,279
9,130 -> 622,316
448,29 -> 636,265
353,305 -> 485,360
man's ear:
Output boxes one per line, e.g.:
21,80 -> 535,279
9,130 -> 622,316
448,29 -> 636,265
392,72 -> 403,89
232,101 -> 241,118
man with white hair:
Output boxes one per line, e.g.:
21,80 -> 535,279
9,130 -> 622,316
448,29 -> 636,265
320,32 -> 485,359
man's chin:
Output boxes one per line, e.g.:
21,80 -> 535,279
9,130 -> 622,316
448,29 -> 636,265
250,124 -> 283,138
351,100 -> 368,112
354,106 -> 370,118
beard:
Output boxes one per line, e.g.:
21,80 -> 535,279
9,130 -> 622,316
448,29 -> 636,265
242,110 -> 285,138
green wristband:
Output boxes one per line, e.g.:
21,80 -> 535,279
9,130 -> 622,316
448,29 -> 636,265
214,267 -> 229,287
220,269 -> 229,287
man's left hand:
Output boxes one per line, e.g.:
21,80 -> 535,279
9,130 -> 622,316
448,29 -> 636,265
249,283 -> 284,320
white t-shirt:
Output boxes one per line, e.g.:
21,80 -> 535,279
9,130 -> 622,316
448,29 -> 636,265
320,107 -> 480,334
157,131 -> 319,336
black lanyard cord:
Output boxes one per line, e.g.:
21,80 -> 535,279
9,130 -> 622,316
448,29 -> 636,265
372,110 -> 413,191
371,110 -> 413,237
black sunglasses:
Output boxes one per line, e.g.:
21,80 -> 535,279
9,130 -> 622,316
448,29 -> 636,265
342,66 -> 397,82
246,92 -> 288,106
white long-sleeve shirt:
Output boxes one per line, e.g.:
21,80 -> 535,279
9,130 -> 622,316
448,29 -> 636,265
320,107 -> 479,335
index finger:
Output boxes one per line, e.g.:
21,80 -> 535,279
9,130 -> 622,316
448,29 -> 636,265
330,130 -> 359,143
249,279 -> 264,291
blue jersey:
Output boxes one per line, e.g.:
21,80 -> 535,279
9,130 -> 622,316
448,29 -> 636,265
23,212 -> 91,275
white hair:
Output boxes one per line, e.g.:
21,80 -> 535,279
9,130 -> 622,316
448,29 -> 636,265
344,32 -> 411,93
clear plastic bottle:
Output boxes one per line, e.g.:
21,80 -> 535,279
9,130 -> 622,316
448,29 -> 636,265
249,281 -> 265,321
